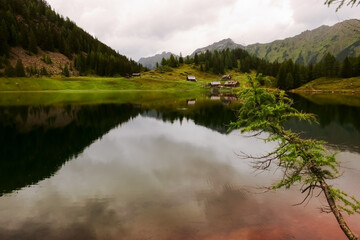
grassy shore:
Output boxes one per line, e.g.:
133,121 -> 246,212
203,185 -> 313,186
0,75 -> 203,92
293,76 -> 360,93
0,65 -> 253,106
0,64 -> 251,93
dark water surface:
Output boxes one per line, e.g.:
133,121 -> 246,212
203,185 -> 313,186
0,93 -> 359,240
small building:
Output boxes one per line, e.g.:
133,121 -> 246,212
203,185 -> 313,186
221,74 -> 232,80
132,73 -> 141,77
187,75 -> 197,82
224,80 -> 239,87
210,81 -> 221,87
187,99 -> 196,105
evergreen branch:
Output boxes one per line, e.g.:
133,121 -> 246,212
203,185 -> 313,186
232,74 -> 359,240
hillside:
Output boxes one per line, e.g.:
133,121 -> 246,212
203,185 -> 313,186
0,0 -> 140,77
246,19 -> 360,64
138,52 -> 178,70
191,38 -> 244,56
294,76 -> 360,93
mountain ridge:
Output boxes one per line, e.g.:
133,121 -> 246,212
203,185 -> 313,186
245,19 -> 360,64
139,19 -> 360,67
138,51 -> 178,70
191,38 -> 245,57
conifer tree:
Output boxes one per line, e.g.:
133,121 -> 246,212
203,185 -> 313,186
341,57 -> 352,78
62,64 -> 70,77
28,29 -> 38,54
15,59 -> 25,77
231,74 -> 360,240
194,53 -> 199,65
0,20 -> 9,56
5,64 -> 15,77
179,53 -> 184,64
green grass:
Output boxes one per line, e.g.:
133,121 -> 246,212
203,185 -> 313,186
0,75 -> 202,92
292,77 -> 360,107
142,64 -> 251,85
0,64 -> 251,94
0,65 -> 249,106
0,65 -> 255,106
294,77 -> 360,93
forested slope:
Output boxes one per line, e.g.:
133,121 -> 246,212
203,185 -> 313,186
0,0 -> 141,77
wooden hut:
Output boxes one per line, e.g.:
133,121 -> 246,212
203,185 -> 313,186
210,81 -> 221,87
224,80 -> 239,87
221,74 -> 232,80
132,73 -> 141,77
186,75 -> 197,82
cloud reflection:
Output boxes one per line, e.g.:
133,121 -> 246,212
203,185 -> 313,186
0,116 -> 359,240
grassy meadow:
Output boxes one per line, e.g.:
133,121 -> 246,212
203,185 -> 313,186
294,76 -> 360,93
0,65 -> 251,92
0,65 -> 254,106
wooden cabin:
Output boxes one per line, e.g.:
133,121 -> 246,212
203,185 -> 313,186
132,73 -> 141,77
210,81 -> 221,87
224,80 -> 239,87
186,75 -> 197,82
221,74 -> 232,80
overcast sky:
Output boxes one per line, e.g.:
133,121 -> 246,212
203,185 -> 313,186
46,0 -> 359,61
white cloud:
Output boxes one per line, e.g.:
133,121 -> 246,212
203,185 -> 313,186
46,0 -> 359,60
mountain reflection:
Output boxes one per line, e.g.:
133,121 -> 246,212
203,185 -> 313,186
0,101 -> 238,196
0,95 -> 359,240
1,94 -> 360,196
0,104 -> 142,196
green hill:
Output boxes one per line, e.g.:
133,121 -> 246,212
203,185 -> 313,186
246,19 -> 360,64
294,76 -> 360,92
0,0 -> 140,77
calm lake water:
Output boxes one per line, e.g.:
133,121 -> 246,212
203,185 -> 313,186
0,92 -> 359,240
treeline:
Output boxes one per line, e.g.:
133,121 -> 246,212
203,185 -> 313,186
276,53 -> 360,90
160,48 -> 360,90
0,0 -> 141,76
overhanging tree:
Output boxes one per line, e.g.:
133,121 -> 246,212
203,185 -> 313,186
325,0 -> 360,10
231,74 -> 360,240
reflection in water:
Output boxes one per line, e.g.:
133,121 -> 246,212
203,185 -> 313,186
0,104 -> 142,196
288,94 -> 360,153
0,95 -> 359,240
0,100 -> 238,196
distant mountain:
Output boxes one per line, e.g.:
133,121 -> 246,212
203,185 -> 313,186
246,19 -> 360,64
138,52 -> 178,69
191,38 -> 244,56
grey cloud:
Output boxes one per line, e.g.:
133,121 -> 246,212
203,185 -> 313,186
34,1 -> 360,64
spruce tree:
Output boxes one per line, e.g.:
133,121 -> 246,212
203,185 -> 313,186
28,29 -> 38,54
179,53 -> 184,64
341,57 -> 352,78
62,64 -> 70,77
4,64 -> 15,77
231,74 -> 360,240
194,53 -> 199,65
0,20 -> 9,56
15,59 -> 25,77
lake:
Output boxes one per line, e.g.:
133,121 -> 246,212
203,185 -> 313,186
0,92 -> 359,240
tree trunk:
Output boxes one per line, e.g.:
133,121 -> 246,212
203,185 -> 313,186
320,179 -> 358,240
